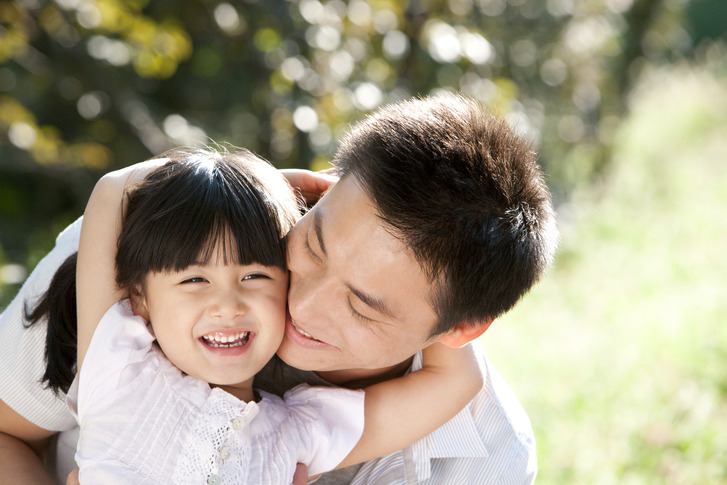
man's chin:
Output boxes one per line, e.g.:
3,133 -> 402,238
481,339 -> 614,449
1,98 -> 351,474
275,336 -> 326,371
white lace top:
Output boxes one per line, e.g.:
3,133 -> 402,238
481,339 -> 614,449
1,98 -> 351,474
67,300 -> 365,484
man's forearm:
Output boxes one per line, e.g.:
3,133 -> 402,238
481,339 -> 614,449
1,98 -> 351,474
0,432 -> 54,485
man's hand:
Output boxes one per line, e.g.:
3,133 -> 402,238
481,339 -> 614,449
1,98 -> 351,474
292,463 -> 308,485
66,468 -> 79,485
281,168 -> 339,206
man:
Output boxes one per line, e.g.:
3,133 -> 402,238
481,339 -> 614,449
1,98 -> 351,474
0,94 -> 557,484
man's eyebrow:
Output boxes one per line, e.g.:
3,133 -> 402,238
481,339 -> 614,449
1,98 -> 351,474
312,210 -> 327,258
346,283 -> 398,321
315,207 -> 397,321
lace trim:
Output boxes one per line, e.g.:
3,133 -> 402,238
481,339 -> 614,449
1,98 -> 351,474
171,389 -> 259,484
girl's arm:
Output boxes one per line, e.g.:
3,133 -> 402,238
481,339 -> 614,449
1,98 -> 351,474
76,159 -> 168,370
337,341 -> 484,468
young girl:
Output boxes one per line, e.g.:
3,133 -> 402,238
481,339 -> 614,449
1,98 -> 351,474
71,147 -> 482,483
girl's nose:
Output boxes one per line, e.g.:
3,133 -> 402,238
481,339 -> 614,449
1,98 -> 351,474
210,288 -> 247,319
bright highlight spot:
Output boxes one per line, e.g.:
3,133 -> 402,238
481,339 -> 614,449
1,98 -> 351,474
8,122 -> 37,149
293,106 -> 319,132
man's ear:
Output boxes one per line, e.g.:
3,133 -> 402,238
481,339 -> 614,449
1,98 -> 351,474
435,319 -> 493,348
129,286 -> 150,321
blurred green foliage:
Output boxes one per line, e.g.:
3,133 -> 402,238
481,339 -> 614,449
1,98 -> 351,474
1,0 -> 726,304
483,59 -> 727,483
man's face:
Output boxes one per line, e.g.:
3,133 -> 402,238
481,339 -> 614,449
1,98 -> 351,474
278,175 -> 440,376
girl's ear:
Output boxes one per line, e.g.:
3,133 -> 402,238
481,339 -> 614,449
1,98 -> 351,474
129,286 -> 150,320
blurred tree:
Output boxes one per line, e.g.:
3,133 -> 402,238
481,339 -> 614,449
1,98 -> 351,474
1,0 -> 724,305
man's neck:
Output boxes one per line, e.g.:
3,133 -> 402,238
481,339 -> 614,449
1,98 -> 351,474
315,356 -> 414,389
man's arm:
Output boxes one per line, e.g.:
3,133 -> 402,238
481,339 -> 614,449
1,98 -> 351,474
337,342 -> 483,469
0,400 -> 55,485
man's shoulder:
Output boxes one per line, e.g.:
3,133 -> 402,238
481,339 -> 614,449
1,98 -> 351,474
469,348 -> 536,451
407,346 -> 537,484
413,345 -> 534,449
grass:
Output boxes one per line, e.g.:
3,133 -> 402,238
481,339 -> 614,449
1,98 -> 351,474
480,61 -> 727,484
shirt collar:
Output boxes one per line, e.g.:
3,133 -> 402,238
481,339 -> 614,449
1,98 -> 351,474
408,352 -> 489,481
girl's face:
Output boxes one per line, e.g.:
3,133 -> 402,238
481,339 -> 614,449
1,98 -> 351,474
133,252 -> 288,397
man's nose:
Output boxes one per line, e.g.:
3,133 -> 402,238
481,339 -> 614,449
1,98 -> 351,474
288,270 -> 335,324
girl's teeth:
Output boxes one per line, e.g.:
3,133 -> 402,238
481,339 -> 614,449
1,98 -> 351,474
202,332 -> 249,347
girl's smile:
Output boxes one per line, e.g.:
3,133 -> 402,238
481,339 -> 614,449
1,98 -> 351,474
133,255 -> 289,398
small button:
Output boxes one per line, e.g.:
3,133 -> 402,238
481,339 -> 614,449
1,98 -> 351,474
207,474 -> 221,485
219,445 -> 231,461
231,417 -> 246,430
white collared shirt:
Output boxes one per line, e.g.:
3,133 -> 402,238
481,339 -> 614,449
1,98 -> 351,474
345,350 -> 537,485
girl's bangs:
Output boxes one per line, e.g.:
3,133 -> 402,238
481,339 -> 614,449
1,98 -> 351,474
151,187 -> 289,272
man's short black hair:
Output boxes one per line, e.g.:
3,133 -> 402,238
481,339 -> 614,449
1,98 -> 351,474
333,94 -> 558,336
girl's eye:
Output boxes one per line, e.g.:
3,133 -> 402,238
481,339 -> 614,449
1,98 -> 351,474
243,274 -> 268,281
182,277 -> 206,284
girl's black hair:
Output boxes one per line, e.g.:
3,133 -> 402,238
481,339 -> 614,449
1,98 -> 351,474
26,147 -> 301,395
25,252 -> 78,395
116,147 -> 300,290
